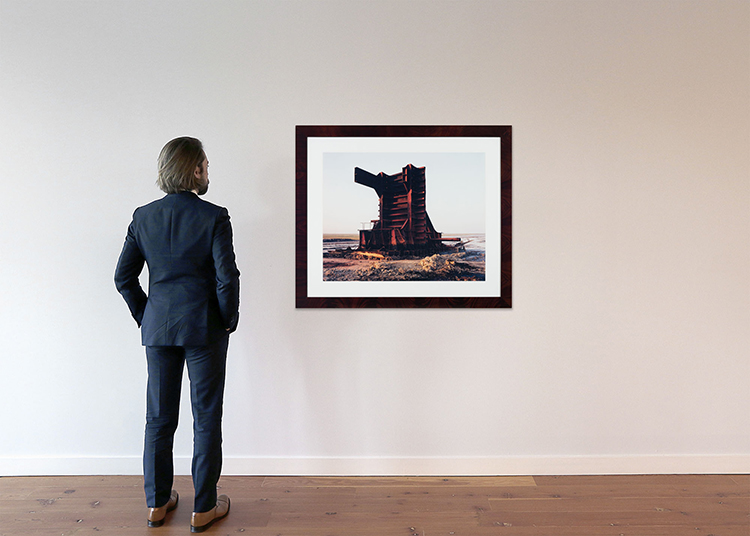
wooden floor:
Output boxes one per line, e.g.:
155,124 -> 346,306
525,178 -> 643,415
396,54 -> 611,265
1,475 -> 748,535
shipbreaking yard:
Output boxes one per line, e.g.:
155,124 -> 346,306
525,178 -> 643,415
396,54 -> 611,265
322,162 -> 486,282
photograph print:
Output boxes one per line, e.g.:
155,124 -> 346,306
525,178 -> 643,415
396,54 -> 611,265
296,125 -> 511,308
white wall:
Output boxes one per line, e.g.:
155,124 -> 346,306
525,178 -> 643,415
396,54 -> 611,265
0,0 -> 747,476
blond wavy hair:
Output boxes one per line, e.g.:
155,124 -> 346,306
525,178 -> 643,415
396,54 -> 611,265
156,137 -> 206,194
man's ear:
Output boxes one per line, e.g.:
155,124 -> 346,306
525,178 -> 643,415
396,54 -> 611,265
194,165 -> 202,179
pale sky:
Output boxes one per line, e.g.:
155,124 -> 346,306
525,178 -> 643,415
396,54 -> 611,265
322,152 -> 485,235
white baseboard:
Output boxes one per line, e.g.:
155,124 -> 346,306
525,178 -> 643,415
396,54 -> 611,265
1,455 -> 748,477
221,455 -> 750,476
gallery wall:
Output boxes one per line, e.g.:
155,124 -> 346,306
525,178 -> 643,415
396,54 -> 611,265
0,0 -> 748,475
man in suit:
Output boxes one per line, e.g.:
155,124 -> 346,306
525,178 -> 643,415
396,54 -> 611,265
115,137 -> 240,532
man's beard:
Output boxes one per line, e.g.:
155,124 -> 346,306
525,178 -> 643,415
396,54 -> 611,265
196,180 -> 209,195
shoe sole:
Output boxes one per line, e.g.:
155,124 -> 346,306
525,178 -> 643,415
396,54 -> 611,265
190,497 -> 230,533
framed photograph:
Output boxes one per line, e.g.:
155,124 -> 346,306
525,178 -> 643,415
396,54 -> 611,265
296,125 -> 511,308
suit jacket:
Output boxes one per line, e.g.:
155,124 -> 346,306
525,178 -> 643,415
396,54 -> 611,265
115,191 -> 240,346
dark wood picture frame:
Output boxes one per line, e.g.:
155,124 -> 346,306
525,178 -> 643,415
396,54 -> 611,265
296,125 -> 512,308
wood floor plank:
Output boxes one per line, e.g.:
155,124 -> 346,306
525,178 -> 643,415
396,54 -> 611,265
0,476 -> 138,501
488,496 -> 748,512
347,488 -> 492,520
0,475 -> 747,536
4,525 -> 742,536
260,475 -> 536,488
479,509 -> 749,527
466,525 -> 747,536
481,483 -> 750,499
216,474 -> 266,488
533,474 -> 743,486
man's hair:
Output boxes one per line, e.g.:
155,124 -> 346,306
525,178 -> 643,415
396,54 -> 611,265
156,137 -> 206,194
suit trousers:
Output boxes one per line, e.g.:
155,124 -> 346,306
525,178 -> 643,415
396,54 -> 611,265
143,335 -> 228,513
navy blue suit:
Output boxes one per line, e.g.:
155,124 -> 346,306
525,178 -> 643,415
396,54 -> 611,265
115,191 -> 240,512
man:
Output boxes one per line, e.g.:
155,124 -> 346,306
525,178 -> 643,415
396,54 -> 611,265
115,137 -> 239,532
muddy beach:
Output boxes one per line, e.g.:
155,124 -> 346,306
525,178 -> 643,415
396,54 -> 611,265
323,250 -> 485,282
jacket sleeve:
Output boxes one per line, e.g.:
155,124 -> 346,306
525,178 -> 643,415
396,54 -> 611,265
114,218 -> 147,326
213,208 -> 240,333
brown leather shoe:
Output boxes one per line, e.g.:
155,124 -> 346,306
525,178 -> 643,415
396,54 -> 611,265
147,490 -> 179,527
190,494 -> 230,533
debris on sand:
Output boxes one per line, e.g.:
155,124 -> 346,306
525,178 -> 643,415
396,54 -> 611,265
323,251 -> 484,282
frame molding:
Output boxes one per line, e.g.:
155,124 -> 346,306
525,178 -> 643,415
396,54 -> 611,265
295,125 -> 512,308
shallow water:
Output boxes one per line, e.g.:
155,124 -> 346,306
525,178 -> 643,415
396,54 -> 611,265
322,234 -> 486,253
